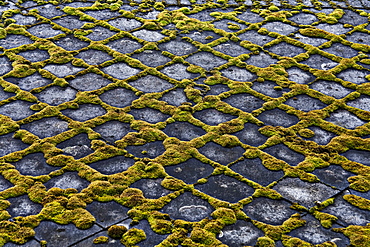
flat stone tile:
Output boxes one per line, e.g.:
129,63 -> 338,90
267,42 -> 306,57
322,43 -> 359,58
85,9 -> 122,20
310,80 -> 353,99
53,35 -> 89,51
238,30 -> 275,46
69,73 -> 112,91
126,141 -> 166,159
244,197 -> 295,225
314,23 -> 352,35
325,109 -> 366,129
34,4 -> 64,18
237,11 -> 264,23
336,69 -> 369,84
287,67 -> 315,84
75,50 -> 113,65
5,73 -> 52,91
300,54 -> 338,70
0,56 -> 12,76
0,87 -> 15,101
341,149 -> 370,166
132,220 -> 168,246
161,191 -> 213,221
180,31 -> 221,44
199,142 -> 244,165
106,38 -> 142,54
163,121 -> 206,141
0,35 -> 33,50
285,95 -> 327,112
21,117 -> 69,139
94,121 -> 132,144
99,88 -> 138,108
195,175 -> 254,203
161,88 -> 188,106
205,84 -> 230,95
262,22 -> 299,35
231,158 -> 284,186
289,214 -> 349,245
131,178 -> 170,199
252,80 -> 290,97
347,95 -> 370,111
44,172 -> 90,191
193,109 -> 237,126
158,38 -> 197,56
302,126 -> 336,145
53,16 -> 89,30
0,100 -> 36,121
63,104 -> 107,122
262,144 -> 305,166
165,158 -> 213,184
13,152 -> 59,176
34,221 -> 102,246
89,155 -> 135,175
11,14 -> 38,26
35,86 -> 77,106
57,133 -> 93,159
234,123 -> 267,146
131,50 -> 171,67
341,10 -> 367,23
213,20 -> 247,32
101,62 -> 141,80
129,108 -> 170,123
132,30 -> 165,42
245,52 -> 278,68
313,165 -> 353,190
273,178 -> 339,208
108,17 -> 142,31
213,41 -> 251,57
224,93 -> 264,112
258,108 -> 299,127
221,66 -> 257,82
289,13 -> 318,25
43,63 -> 84,78
185,52 -> 227,71
129,75 -> 173,93
86,26 -> 117,41
17,49 -> 49,62
218,220 -> 263,246
71,231 -> 123,247
86,201 -> 129,228
8,195 -> 42,217
136,10 -> 161,20
188,10 -> 215,22
27,24 -> 64,38
293,33 -> 328,46
0,174 -> 13,190
347,31 -> 370,45
160,63 -> 198,80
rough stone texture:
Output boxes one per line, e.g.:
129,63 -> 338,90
5,73 -> 52,91
217,220 -> 263,246
129,75 -> 173,93
0,100 -> 35,121
165,158 -> 213,184
129,108 -> 170,123
325,109 -> 366,129
285,95 -> 327,112
193,108 -> 237,125
131,50 -> 171,67
21,117 -> 69,139
131,178 -> 171,199
198,142 -> 244,165
62,104 -> 107,122
224,93 -> 264,112
221,66 -> 257,81
89,155 -> 135,175
126,141 -> 166,158
93,121 -> 132,144
163,121 -> 206,141
258,108 -> 299,127
99,87 -> 138,108
69,73 -> 113,91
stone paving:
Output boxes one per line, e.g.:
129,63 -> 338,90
0,0 -> 370,246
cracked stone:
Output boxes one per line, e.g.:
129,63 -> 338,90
129,75 -> 173,93
8,195 -> 42,217
162,191 -> 213,221
160,63 -> 198,80
238,30 -> 275,46
21,117 -> 69,139
53,35 -> 89,51
131,50 -> 171,67
186,52 -> 227,71
69,73 -> 113,91
132,30 -> 166,42
86,201 -> 129,228
267,42 -> 306,57
336,69 -> 369,84
44,172 -> 90,191
89,155 -> 135,175
35,86 -> 77,106
0,100 -> 35,121
231,158 -> 284,186
101,62 -> 141,80
13,152 -> 59,176
94,121 -> 132,144
131,178 -> 170,199
129,108 -> 170,123
126,141 -> 166,159
245,52 -> 278,68
193,109 -> 237,126
106,38 -> 142,54
158,38 -> 197,56
57,133 -> 94,159
27,24 -> 64,38
300,54 -> 338,70
165,158 -> 213,184
99,87 -> 138,108
43,63 -> 84,78
252,80 -> 290,97
221,66 -> 257,82
322,43 -> 359,58
108,17 -> 142,31
86,26 -> 117,41
325,109 -> 366,129
263,144 -> 305,166
285,95 -> 327,112
310,80 -> 353,99
5,73 -> 52,91
273,177 -> 339,208
163,122 -> 206,141
75,49 -> 113,65
218,220 -> 263,246
287,67 -> 315,84
224,93 -> 264,112
258,108 -> 299,127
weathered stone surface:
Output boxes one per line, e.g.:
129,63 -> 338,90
21,117 -> 69,139
165,158 -> 213,184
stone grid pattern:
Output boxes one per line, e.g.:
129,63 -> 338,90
0,0 -> 370,246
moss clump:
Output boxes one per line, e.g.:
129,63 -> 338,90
108,225 -> 128,239
121,228 -> 146,246
93,236 -> 109,244
211,208 -> 236,225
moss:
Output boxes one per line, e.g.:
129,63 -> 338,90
108,225 -> 128,239
256,236 -> 275,247
211,207 -> 236,225
93,236 -> 109,244
121,228 -> 146,246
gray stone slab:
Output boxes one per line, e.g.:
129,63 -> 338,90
213,20 -> 247,33
53,35 -> 89,51
161,191 -> 213,221
213,41 -> 251,57
86,26 -> 117,41
289,12 -> 318,25
314,23 -> 352,35
129,108 -> 170,123
69,73 -> 113,91
43,63 -> 85,78
63,104 -> 107,122
129,75 -> 173,93
161,63 -> 199,80
106,38 -> 142,54
336,69 -> 369,84
8,195 -> 42,217
325,109 -> 366,129
21,117 -> 69,139
131,178 -> 170,199
258,108 -> 299,127
11,14 -> 38,26
33,4 -> 64,18
0,35 -> 33,50
86,201 -> 129,228
126,141 -> 166,159
6,73 -> 52,91
99,87 -> 138,108
188,10 -> 215,22
339,10 -> 369,26
238,30 -> 275,47
342,149 -> 370,166
186,52 -> 227,71
0,100 -> 35,121
300,54 -> 338,70
85,9 -> 122,20
293,33 -> 328,46
205,84 -> 230,95
71,231 -> 123,247
165,158 -> 213,184
44,172 -> 90,191
262,144 -> 305,166
0,87 -> 15,101
131,50 -> 171,67
231,158 -> 284,186
132,30 -> 165,42
273,177 -> 339,208
224,93 -> 264,112
57,133 -> 93,159
245,52 -> 278,68
218,220 -> 263,246
35,86 -> 77,106
108,17 -> 142,31
313,165 -> 353,190
94,121 -> 132,144
53,16 -> 89,30
302,126 -> 336,145
13,152 -> 59,176
234,123 -> 267,146
27,24 -> 64,38
0,56 -> 12,76
101,62 -> 141,80
17,49 -> 49,62
0,174 -> 13,190
347,95 -> 370,111
180,31 -> 221,44
237,11 -> 264,23
89,155 -> 135,175
136,11 -> 161,20
262,22 -> 299,35
287,67 -> 315,84
267,42 -> 306,57
163,122 -> 206,141
221,66 -> 257,82
310,80 -> 353,99
133,220 -> 168,246
285,95 -> 327,112
75,50 -> 113,65
347,31 -> 370,45
252,80 -> 290,97
158,38 -> 197,56
322,43 -> 359,58
161,88 -> 188,106
193,108 -> 237,126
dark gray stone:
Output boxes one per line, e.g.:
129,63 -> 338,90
43,63 -> 84,78
300,54 -> 338,70
287,67 -> 315,84
63,104 -> 107,122
11,14 -> 37,26
89,155 -> 135,175
34,4 -> 64,18
205,84 -> 230,95
289,13 -> 318,25
21,117 -> 69,139
106,38 -> 142,54
71,231 -> 123,247
53,16 -> 89,30
322,43 -> 359,58
161,88 -> 188,106
131,178 -> 170,199
234,123 -> 268,146
101,62 -> 141,80
17,49 -> 49,62
262,22 -> 298,35
303,126 -> 336,145
75,49 -> 113,65
237,11 -> 264,23
53,35 -> 89,51
85,9 -> 122,20
161,63 -> 198,80
86,201 -> 129,228
8,195 -> 42,217
231,158 -> 284,186
0,56 -> 12,76
238,30 -> 275,46
342,149 -> 370,166
347,31 -> 370,45
252,80 -> 290,97
213,20 -> 247,32
221,66 -> 257,81
0,35 -> 33,50
273,178 -> 339,208
94,121 -> 132,144
310,80 -> 353,99
180,31 -> 220,44
325,109 -> 366,129
293,33 -> 328,46
27,24 -> 64,38
129,108 -> 170,123
136,11 -> 160,20
99,88 -> 138,108
224,93 -> 264,112
346,95 -> 370,111
218,220 -> 263,246
69,73 -> 113,91
246,52 -> 278,68
131,50 -> 171,67
129,75 -> 173,93
258,108 -> 299,127
132,220 -> 168,246
162,191 -> 213,221
35,86 -> 77,106
44,172 -> 90,191
313,165 -> 353,190
188,9 -> 215,22
314,23 -> 352,35
262,144 -> 305,166
6,73 -> 52,91
337,69 -> 369,84
0,87 -> 15,101
165,158 -> 213,184
13,152 -> 59,176
132,30 -> 165,42
193,109 -> 237,126
163,122 -> 206,141
186,52 -> 227,71
108,17 -> 142,31
267,42 -> 306,57
158,38 -> 197,56
126,141 -> 166,158
195,175 -> 253,203
86,26 -> 117,41
57,133 -> 93,159
34,221 -> 102,246
0,100 -> 35,121
213,41 -> 251,57
244,197 -> 295,225
0,174 -> 13,190
285,95 -> 327,112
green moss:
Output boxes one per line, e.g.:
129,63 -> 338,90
108,225 -> 128,239
93,236 -> 109,244
211,207 -> 236,225
121,228 -> 146,246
